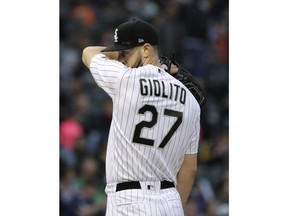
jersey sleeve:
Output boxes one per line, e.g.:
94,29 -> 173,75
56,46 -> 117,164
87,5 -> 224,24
89,54 -> 127,99
185,106 -> 201,154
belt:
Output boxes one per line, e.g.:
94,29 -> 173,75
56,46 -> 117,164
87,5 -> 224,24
116,181 -> 175,192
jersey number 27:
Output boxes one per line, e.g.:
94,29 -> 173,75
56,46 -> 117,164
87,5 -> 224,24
132,104 -> 183,148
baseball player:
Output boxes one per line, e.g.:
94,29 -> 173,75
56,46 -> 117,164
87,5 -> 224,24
82,19 -> 201,216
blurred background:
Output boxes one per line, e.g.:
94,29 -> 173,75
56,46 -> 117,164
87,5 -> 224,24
60,0 -> 228,215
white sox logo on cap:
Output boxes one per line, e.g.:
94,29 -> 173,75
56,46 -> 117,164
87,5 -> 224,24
114,29 -> 118,43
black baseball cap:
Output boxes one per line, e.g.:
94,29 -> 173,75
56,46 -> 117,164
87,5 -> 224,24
101,19 -> 159,52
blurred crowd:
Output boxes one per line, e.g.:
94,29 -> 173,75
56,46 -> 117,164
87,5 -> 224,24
60,0 -> 228,215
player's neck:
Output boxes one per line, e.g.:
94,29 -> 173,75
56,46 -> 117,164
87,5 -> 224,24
143,55 -> 161,67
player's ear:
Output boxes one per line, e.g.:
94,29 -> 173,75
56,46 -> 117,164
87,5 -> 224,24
142,43 -> 152,58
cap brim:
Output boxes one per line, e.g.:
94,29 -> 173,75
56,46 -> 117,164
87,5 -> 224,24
101,44 -> 136,52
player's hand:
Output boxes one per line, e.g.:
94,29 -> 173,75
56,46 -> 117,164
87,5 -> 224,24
170,63 -> 179,75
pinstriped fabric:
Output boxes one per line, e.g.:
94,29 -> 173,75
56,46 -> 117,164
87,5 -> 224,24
90,54 -> 199,215
105,187 -> 184,216
90,55 -> 200,184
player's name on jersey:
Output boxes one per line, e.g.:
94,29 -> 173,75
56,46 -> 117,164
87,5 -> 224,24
139,78 -> 187,104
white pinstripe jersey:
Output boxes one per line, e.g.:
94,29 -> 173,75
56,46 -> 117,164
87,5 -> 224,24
90,54 -> 200,185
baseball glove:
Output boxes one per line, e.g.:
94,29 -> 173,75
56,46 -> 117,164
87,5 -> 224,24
160,55 -> 205,106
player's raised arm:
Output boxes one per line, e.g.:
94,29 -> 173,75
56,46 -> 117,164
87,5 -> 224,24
82,46 -> 119,68
176,154 -> 198,206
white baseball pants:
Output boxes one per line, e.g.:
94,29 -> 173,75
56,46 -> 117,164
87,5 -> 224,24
105,181 -> 184,216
